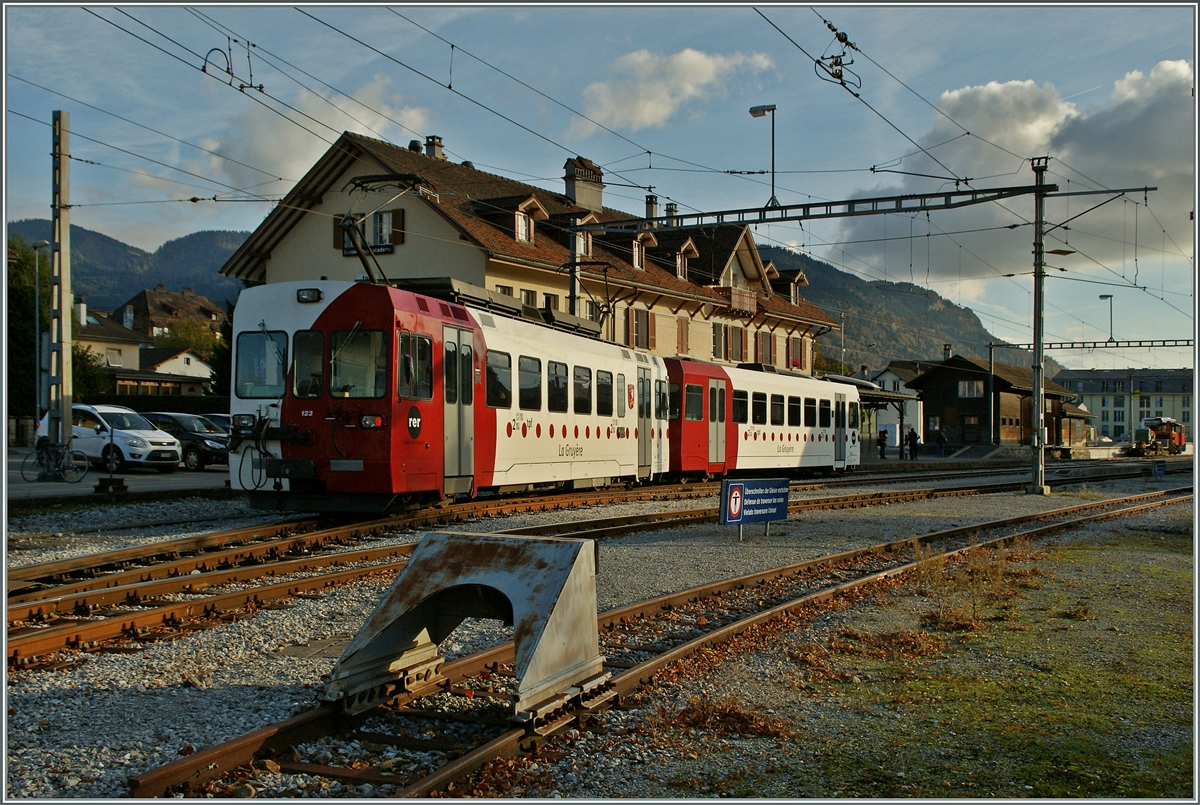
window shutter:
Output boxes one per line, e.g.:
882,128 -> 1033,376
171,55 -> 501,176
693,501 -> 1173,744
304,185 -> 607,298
724,326 -> 731,361
742,328 -> 748,361
334,217 -> 344,250
773,334 -> 781,368
624,308 -> 633,347
391,209 -> 404,245
648,311 -> 656,350
677,316 -> 689,354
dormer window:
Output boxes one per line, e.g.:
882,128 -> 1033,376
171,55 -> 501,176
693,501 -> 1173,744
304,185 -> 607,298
516,211 -> 532,243
676,253 -> 688,280
632,240 -> 644,270
575,230 -> 591,257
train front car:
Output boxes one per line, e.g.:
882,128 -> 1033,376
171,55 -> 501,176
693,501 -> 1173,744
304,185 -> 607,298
230,281 -> 448,512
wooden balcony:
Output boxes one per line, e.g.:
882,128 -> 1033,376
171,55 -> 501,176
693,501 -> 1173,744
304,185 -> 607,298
713,286 -> 757,316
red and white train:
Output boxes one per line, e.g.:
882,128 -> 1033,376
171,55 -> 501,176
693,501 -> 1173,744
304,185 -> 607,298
229,279 -> 862,512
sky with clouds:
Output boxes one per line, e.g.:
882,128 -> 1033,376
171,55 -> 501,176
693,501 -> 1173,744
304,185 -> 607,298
4,4 -> 1195,371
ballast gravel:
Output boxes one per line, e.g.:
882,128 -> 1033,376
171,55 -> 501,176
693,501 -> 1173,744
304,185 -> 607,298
3,475 -> 1191,798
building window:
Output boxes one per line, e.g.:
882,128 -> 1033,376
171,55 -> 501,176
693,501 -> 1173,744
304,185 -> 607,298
892,380 -> 899,392
543,293 -> 559,311
789,337 -> 804,370
631,240 -> 644,270
1139,396 -> 1151,410
1114,425 -> 1125,439
712,324 -> 726,360
515,212 -> 532,243
963,415 -> 979,425
1155,396 -> 1164,408
521,289 -> 537,307
585,301 -> 600,322
758,332 -> 772,365
1114,395 -> 1124,408
574,231 -> 591,257
633,309 -> 650,350
1101,425 -> 1109,437
372,211 -> 392,246
676,253 -> 688,280
1101,396 -> 1108,408
1115,381 -> 1125,392
1155,380 -> 1163,393
1101,411 -> 1109,422
928,416 -> 940,432
958,380 -> 984,398
495,285 -> 514,297
1183,410 -> 1191,423
1183,396 -> 1191,408
1114,410 -> 1125,422
105,348 -> 123,367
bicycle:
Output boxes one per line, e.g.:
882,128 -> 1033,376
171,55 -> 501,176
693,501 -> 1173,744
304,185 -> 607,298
21,441 -> 89,484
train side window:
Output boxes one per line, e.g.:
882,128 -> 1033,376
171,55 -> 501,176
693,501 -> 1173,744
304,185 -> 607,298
485,350 -> 512,408
330,329 -> 386,398
718,387 -> 726,422
668,383 -> 681,420
597,371 -> 614,417
293,330 -> 324,398
819,399 -> 832,428
709,387 -> 717,423
616,373 -> 626,418
548,361 -> 569,412
444,342 -> 458,405
574,366 -> 592,415
235,330 -> 288,399
460,345 -> 473,406
770,394 -> 785,426
849,401 -> 860,429
656,380 -> 668,421
732,390 -> 748,424
752,392 -> 767,425
398,333 -> 434,400
684,384 -> 704,421
518,356 -> 541,411
788,396 -> 802,427
804,397 -> 817,427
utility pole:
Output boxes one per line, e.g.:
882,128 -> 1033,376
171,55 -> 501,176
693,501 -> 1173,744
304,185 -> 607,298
50,110 -> 73,450
1029,156 -> 1049,495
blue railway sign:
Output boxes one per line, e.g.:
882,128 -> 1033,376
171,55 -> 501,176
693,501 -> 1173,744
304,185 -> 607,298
720,478 -> 790,525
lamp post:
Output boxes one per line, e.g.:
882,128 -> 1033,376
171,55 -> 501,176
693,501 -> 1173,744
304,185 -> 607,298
32,240 -> 50,422
1099,294 -> 1114,342
748,104 -> 779,208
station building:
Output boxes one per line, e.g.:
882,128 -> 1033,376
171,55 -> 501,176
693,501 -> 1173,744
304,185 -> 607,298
1053,368 -> 1194,441
219,133 -> 839,370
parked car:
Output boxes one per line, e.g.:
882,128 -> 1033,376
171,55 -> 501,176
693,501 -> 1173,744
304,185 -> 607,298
204,413 -> 232,433
36,404 -> 181,473
142,412 -> 230,471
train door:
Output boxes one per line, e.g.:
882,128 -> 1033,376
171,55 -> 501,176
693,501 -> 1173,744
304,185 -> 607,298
708,378 -> 726,469
443,326 -> 475,495
637,366 -> 652,478
834,393 -> 847,467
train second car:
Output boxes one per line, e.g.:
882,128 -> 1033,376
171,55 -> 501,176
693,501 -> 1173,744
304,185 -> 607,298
229,279 -> 858,513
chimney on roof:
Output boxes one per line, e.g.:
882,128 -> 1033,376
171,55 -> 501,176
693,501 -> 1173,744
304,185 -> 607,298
155,284 -> 166,292
182,287 -> 193,297
645,194 -> 658,223
943,344 -> 952,361
408,140 -> 422,152
75,295 -> 86,326
424,135 -> 446,160
563,156 -> 604,212
860,364 -> 868,378
665,202 -> 678,226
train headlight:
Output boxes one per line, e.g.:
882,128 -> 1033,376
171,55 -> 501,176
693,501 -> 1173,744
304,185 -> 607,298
232,414 -> 257,430
360,415 -> 385,429
296,288 -> 323,303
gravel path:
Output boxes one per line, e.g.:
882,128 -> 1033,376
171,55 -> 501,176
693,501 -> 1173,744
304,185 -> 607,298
3,476 -> 1191,798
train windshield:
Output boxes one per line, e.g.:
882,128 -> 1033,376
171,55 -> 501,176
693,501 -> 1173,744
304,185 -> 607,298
330,329 -> 387,398
236,331 -> 288,399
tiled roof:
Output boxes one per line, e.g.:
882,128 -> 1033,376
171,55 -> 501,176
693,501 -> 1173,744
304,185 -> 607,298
907,354 -> 1074,397
222,132 -> 839,329
139,347 -> 210,369
77,315 -> 153,345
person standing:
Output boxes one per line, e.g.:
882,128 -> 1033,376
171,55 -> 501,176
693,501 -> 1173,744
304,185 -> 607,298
877,429 -> 887,459
907,427 -> 920,461
936,430 -> 947,458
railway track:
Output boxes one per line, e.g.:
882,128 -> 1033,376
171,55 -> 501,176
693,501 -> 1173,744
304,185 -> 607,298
7,461 -> 1191,669
122,485 -> 1192,797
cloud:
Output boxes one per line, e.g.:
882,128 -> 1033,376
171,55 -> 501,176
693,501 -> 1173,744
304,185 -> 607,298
573,48 -> 771,134
202,73 -> 428,192
824,60 -> 1195,291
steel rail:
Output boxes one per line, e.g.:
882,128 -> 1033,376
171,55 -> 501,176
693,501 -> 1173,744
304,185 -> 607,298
124,487 -> 1191,797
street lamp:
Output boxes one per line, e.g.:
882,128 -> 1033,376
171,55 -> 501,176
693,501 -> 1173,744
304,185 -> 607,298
748,104 -> 779,208
1099,294 -> 1114,342
32,240 -> 50,422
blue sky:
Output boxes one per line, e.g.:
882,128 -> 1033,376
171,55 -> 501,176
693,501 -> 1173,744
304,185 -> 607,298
5,4 -> 1196,371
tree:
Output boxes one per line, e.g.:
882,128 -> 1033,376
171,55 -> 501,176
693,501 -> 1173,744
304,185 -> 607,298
153,318 -> 218,360
207,299 -> 235,396
72,344 -> 109,402
6,234 -> 49,418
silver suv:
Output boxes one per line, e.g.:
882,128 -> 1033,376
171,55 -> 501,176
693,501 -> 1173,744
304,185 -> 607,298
37,404 -> 181,473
